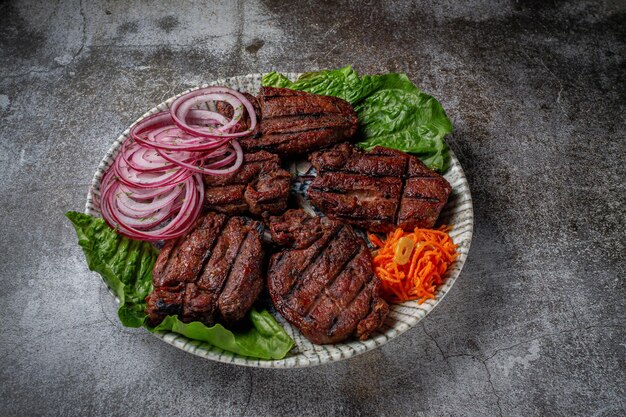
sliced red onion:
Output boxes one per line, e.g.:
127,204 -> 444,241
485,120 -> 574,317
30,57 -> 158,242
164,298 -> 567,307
118,183 -> 176,200
113,201 -> 176,229
101,173 -> 204,241
155,140 -> 243,175
114,153 -> 192,189
129,111 -> 174,144
187,109 -> 229,127
122,141 -> 178,173
117,183 -> 183,215
170,86 -> 257,138
135,125 -> 228,152
100,85 -> 258,241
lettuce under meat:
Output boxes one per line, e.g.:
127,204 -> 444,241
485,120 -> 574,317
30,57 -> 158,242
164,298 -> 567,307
262,66 -> 453,172
66,211 -> 294,360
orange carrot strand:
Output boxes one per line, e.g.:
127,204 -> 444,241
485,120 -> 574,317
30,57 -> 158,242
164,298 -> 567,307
369,226 -> 458,304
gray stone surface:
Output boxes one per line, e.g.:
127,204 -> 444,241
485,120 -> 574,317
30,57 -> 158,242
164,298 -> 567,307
0,0 -> 624,415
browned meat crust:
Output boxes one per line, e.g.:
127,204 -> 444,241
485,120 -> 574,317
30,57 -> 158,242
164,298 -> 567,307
145,212 -> 264,327
238,87 -> 359,157
203,151 -> 291,216
267,209 -> 324,249
267,209 -> 389,344
307,143 -> 451,232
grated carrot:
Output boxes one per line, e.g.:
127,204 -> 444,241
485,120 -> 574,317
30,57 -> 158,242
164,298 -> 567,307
368,225 -> 458,304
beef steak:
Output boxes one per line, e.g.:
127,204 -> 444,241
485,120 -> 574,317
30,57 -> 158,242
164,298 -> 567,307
145,212 -> 264,327
239,87 -> 359,157
267,209 -> 389,344
203,151 -> 291,216
307,143 -> 451,232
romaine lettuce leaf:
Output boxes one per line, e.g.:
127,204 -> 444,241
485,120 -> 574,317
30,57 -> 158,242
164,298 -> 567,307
151,309 -> 294,359
66,210 -> 156,327
66,211 -> 294,359
262,66 -> 453,172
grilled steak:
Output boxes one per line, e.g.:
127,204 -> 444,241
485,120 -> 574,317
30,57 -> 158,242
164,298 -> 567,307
145,212 -> 264,327
203,151 -> 291,216
307,143 -> 451,232
267,209 -> 389,344
238,87 -> 359,157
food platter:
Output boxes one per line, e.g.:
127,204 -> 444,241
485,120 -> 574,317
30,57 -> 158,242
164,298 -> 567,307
85,73 -> 474,368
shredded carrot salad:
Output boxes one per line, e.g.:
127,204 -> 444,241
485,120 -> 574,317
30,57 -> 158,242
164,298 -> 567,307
369,226 -> 458,304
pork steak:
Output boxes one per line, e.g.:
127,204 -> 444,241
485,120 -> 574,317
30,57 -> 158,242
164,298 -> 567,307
145,212 -> 264,327
239,87 -> 359,157
267,209 -> 389,344
307,143 -> 451,232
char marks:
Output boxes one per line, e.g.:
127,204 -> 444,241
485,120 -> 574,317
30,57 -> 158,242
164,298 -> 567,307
145,212 -> 264,327
239,87 -> 359,157
267,209 -> 389,344
307,143 -> 451,232
203,151 -> 290,217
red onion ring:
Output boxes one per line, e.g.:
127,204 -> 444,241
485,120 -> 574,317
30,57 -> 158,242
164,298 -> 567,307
155,141 -> 242,175
114,152 -> 192,189
187,109 -> 229,127
170,86 -> 257,138
117,183 -> 183,215
101,85 -> 256,241
121,141 -> 178,173
101,172 -> 204,241
135,125 -> 228,152
118,183 -> 176,200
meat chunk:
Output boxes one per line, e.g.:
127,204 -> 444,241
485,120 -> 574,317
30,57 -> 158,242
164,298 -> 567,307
145,212 -> 264,327
267,209 -> 389,344
307,143 -> 451,232
267,209 -> 324,249
203,151 -> 291,216
239,87 -> 359,157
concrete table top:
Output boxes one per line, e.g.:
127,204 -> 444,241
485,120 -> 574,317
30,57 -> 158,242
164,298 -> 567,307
1,1 -> 624,416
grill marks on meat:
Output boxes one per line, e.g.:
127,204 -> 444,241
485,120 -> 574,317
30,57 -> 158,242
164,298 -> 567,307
203,151 -> 290,216
146,89 -> 451,344
195,216 -> 263,324
397,157 -> 453,230
267,210 -> 389,344
307,143 -> 451,232
239,87 -> 359,157
145,212 -> 264,327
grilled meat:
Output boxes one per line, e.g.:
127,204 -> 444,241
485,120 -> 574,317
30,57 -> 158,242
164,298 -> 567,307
267,208 -> 324,249
398,154 -> 453,230
267,209 -> 389,344
145,212 -> 264,327
203,151 -> 291,216
307,143 -> 451,232
238,87 -> 359,157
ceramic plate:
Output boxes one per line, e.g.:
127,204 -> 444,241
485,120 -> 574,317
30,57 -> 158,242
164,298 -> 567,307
85,73 -> 474,368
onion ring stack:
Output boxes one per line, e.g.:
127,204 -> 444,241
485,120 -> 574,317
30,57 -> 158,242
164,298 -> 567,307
100,86 -> 255,241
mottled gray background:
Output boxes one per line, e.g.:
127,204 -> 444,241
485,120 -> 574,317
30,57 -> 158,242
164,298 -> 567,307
1,0 -> 624,416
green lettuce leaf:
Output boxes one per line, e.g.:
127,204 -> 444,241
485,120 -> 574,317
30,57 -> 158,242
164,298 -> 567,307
66,211 -> 156,327
264,66 -> 368,103
262,66 -> 453,172
66,211 -> 294,359
151,309 -> 294,359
